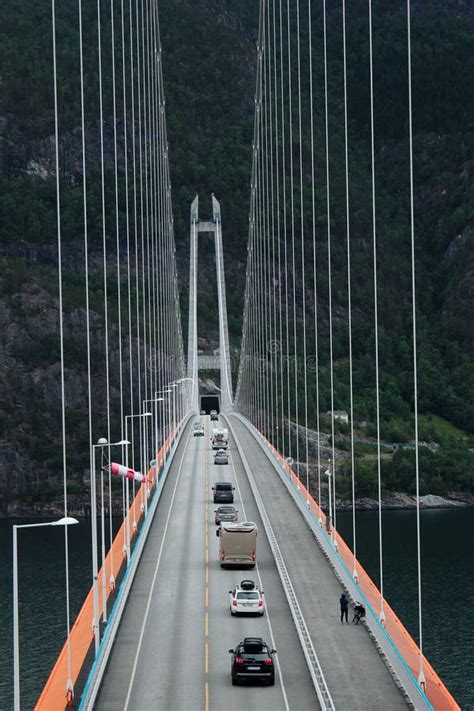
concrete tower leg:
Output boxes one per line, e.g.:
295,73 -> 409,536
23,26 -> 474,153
212,194 -> 233,413
187,195 -> 199,413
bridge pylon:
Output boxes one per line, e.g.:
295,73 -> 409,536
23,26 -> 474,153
186,195 -> 200,413
187,195 -> 233,414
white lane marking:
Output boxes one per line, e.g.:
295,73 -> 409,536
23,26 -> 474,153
123,423 -> 195,711
228,442 -> 291,711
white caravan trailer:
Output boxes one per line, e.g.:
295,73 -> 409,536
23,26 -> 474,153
217,521 -> 257,568
211,428 -> 229,450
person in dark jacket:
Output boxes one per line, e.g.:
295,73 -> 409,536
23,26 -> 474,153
340,593 -> 349,623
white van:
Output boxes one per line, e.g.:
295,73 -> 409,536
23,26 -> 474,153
216,521 -> 257,568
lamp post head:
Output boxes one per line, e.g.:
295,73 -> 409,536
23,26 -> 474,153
113,439 -> 130,446
97,437 -> 108,445
52,517 -> 79,527
143,412 -> 153,417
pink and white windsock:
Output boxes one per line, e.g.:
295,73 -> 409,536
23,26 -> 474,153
111,462 -> 146,484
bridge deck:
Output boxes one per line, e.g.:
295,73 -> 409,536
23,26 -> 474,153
227,415 -> 406,710
95,415 -> 405,710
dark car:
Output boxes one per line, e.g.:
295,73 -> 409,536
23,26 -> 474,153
215,505 -> 238,525
210,410 -> 218,421
200,410 -> 206,415
228,637 -> 276,686
212,481 -> 235,504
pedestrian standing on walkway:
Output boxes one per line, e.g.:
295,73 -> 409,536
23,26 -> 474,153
340,593 -> 349,624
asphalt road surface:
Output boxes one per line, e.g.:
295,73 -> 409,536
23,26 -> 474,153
95,415 -> 317,710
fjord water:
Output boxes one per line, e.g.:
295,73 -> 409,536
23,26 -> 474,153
0,517 -> 121,710
0,510 -> 472,709
337,508 -> 473,709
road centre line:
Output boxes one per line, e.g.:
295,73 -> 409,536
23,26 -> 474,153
123,424 -> 194,711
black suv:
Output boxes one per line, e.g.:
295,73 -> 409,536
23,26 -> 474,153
212,481 -> 234,504
228,637 -> 276,686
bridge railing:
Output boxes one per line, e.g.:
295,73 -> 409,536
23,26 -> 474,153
35,416 -> 191,711
231,413 -> 460,711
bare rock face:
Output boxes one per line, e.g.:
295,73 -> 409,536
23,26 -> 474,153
0,259 -> 163,512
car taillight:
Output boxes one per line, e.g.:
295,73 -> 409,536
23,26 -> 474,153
264,658 -> 273,665
258,600 -> 263,607
235,658 -> 244,664
232,600 -> 238,606
232,514 -> 237,520
252,550 -> 256,561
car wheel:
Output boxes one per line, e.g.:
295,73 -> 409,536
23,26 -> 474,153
232,676 -> 238,686
268,677 -> 275,687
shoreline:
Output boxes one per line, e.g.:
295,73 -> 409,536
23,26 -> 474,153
332,491 -> 474,511
1,491 -> 473,519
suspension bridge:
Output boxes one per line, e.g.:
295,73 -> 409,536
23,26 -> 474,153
6,0 -> 467,709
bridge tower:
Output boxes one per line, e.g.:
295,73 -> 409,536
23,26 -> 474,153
186,195 -> 200,413
187,195 -> 233,413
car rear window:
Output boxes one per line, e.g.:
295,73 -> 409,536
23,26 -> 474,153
237,592 -> 259,599
219,507 -> 234,512
216,483 -> 232,490
241,652 -> 268,660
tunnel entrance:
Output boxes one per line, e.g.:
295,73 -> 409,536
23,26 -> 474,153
200,395 -> 220,414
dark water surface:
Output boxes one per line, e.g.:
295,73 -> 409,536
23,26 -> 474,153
0,517 -> 121,711
0,509 -> 472,709
337,508 -> 473,709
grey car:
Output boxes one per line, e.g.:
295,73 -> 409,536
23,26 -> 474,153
214,449 -> 229,465
215,505 -> 238,525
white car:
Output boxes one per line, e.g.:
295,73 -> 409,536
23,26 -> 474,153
229,580 -> 265,616
193,424 -> 205,437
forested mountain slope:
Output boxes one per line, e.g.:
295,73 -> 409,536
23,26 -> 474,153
0,0 -> 473,508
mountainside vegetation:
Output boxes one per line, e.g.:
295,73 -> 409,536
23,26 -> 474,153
0,0 -> 473,507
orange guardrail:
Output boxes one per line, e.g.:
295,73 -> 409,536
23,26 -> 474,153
255,426 -> 460,711
35,430 -> 177,710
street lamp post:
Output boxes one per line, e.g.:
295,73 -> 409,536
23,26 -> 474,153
142,395 -> 165,488
154,388 -> 173,460
173,384 -> 177,432
124,413 -> 152,560
13,517 -> 79,711
176,376 -> 196,418
325,464 -> 336,548
170,383 -> 178,439
91,438 -> 129,638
